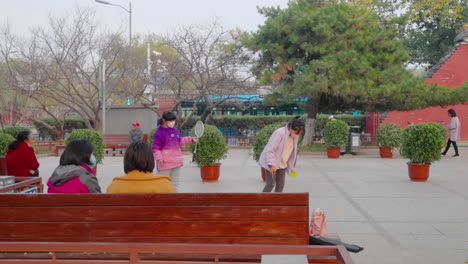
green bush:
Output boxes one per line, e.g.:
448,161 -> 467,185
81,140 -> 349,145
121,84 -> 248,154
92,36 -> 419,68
401,123 -> 446,164
181,116 -> 294,132
148,127 -> 157,147
376,123 -> 402,148
252,122 -> 287,162
0,126 -> 29,138
190,125 -> 228,168
64,129 -> 105,163
0,133 -> 15,156
324,120 -> 349,148
180,114 -> 365,136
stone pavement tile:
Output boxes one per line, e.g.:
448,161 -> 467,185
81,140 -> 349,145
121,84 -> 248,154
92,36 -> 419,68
323,171 -> 406,183
310,161 -> 409,183
399,249 -> 468,264
431,222 -> 468,239
353,197 -> 468,222
309,158 -> 394,173
288,168 -> 331,182
379,222 -> 442,236
342,234 -> 468,264
179,180 -> 264,193
337,234 -> 401,264
326,221 -> 379,235
285,181 -> 342,196
394,234 -> 468,250
333,181 -> 456,198
428,180 -> 468,201
309,197 -> 367,222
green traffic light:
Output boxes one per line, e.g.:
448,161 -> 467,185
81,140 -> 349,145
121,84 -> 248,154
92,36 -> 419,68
126,98 -> 131,105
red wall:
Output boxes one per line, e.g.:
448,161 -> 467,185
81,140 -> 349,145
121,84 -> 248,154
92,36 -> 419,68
383,44 -> 468,141
155,96 -> 177,115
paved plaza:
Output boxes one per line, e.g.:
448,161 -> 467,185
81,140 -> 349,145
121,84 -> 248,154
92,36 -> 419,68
37,148 -> 468,264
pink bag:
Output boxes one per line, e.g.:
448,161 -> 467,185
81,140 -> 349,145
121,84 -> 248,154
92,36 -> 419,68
310,208 -> 327,237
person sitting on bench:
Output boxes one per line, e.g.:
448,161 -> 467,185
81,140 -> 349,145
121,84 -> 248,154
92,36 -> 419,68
107,141 -> 176,193
5,130 -> 40,177
47,139 -> 101,193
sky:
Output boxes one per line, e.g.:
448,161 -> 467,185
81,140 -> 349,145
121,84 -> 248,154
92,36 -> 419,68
1,0 -> 289,38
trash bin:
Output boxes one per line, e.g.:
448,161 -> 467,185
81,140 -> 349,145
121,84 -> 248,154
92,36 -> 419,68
346,126 -> 361,154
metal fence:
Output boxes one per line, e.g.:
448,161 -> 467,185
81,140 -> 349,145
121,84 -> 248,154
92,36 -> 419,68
30,133 -> 376,155
32,141 -> 63,154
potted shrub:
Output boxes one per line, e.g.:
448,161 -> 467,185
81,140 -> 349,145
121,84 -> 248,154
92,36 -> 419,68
0,133 -> 15,175
252,122 -> 287,181
376,123 -> 402,158
64,129 -> 105,175
401,123 -> 446,181
190,125 -> 228,182
324,120 -> 348,158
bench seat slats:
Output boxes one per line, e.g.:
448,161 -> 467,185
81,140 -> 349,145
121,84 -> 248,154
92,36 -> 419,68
0,221 -> 308,238
0,206 -> 307,222
0,236 -> 308,244
0,193 -> 309,207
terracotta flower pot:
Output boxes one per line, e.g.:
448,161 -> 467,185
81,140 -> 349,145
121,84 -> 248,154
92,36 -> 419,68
327,147 -> 341,159
0,157 -> 7,175
200,163 -> 221,182
407,163 -> 430,181
379,147 -> 393,158
261,167 -> 266,182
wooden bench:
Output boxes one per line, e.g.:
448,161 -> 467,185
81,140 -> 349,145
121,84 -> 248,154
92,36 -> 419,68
55,134 -> 150,157
0,193 -> 353,264
104,134 -> 149,157
0,177 -> 43,193
104,133 -> 149,146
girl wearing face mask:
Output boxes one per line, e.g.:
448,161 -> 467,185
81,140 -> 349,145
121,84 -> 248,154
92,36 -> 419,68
259,117 -> 305,193
47,139 -> 101,193
152,111 -> 198,190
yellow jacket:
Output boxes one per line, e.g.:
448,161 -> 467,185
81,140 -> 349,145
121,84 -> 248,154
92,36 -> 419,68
107,170 -> 176,193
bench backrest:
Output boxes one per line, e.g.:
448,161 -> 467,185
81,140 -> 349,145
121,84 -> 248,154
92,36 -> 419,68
104,134 -> 148,146
0,193 -> 309,245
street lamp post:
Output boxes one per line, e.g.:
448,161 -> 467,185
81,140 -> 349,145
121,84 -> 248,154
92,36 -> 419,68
95,0 -> 132,64
145,44 -> 164,102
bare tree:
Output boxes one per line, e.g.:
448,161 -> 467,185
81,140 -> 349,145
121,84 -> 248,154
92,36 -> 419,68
165,22 -> 255,123
24,8 -> 129,133
0,22 -> 37,128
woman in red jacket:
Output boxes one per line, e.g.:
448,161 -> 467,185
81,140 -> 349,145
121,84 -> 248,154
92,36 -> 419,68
5,130 -> 40,176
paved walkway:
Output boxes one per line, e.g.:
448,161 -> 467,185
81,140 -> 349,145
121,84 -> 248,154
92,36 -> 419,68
37,148 -> 468,264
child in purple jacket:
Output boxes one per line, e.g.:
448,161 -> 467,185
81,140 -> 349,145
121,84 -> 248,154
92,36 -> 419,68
152,111 -> 199,190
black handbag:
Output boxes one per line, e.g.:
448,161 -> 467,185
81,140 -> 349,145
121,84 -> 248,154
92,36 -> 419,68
309,235 -> 364,253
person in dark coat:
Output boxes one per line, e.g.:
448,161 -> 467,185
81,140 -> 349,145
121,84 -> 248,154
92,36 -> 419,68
129,122 -> 143,144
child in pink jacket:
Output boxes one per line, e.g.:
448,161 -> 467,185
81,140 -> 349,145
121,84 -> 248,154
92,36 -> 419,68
259,117 -> 305,192
152,111 -> 199,190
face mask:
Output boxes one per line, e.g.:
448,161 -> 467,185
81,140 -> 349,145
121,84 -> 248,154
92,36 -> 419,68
89,154 -> 97,168
167,121 -> 176,128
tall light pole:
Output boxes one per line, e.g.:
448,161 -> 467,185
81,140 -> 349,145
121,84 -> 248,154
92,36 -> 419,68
95,0 -> 132,64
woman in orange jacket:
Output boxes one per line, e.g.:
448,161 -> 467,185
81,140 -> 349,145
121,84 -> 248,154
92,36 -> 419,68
107,141 -> 176,193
